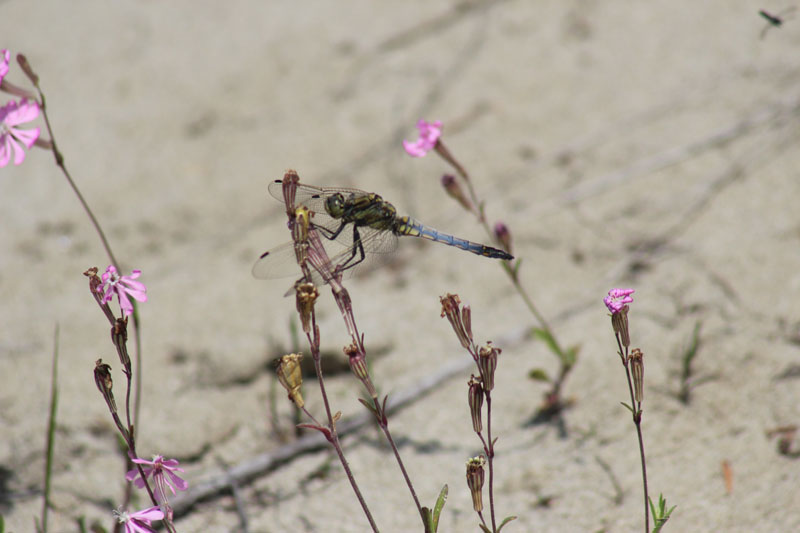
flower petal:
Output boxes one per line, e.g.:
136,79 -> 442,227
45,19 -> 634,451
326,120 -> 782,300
130,506 -> 164,522
0,134 -> 12,167
6,99 -> 39,126
0,49 -> 9,83
117,290 -> 134,316
165,469 -> 189,491
6,134 -> 25,165
11,125 -> 40,149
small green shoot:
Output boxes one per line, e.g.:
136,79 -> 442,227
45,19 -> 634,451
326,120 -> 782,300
649,494 -> 676,532
423,484 -> 448,533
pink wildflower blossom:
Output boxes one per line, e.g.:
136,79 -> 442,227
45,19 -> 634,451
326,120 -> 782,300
403,119 -> 442,157
113,505 -> 164,533
0,98 -> 40,167
126,455 -> 188,505
98,265 -> 147,316
0,49 -> 9,84
603,288 -> 635,314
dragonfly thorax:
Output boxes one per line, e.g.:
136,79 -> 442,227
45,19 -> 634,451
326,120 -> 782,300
324,191 -> 398,230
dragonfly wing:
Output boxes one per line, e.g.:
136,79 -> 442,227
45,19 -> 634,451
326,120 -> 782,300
268,180 -> 328,212
267,180 -> 354,235
268,180 -> 372,212
357,226 -> 399,255
252,242 -> 306,279
310,226 -> 398,280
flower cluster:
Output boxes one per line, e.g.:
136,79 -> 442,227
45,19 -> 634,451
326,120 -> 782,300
402,119 -> 442,157
0,49 -> 40,167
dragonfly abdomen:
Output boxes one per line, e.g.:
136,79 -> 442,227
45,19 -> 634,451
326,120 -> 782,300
395,216 -> 513,260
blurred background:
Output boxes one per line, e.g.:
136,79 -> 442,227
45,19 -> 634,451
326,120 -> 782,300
1,1 -> 799,531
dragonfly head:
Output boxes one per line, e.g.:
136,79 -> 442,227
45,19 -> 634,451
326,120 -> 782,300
325,193 -> 346,218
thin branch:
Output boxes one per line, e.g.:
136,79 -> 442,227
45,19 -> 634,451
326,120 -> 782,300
169,356 -> 474,516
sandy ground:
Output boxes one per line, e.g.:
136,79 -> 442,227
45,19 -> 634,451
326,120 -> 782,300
2,1 -> 800,531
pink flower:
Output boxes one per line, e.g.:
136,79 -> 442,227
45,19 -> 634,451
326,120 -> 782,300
113,505 -> 164,533
604,288 -> 635,314
98,265 -> 147,316
0,98 -> 40,167
0,49 -> 9,84
403,119 -> 442,157
126,455 -> 188,505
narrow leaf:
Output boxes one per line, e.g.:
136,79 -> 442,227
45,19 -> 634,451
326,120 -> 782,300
432,484 -> 448,531
528,368 -> 550,382
531,328 -> 560,357
358,397 -> 378,417
497,515 -> 518,531
564,344 -> 580,366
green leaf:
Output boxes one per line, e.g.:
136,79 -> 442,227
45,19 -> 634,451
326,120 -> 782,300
432,484 -> 448,531
358,398 -> 378,417
479,524 -> 492,533
528,368 -> 550,382
649,494 -> 676,532
531,328 -> 559,355
620,401 -> 634,414
563,344 -> 580,366
497,515 -> 518,531
532,328 -> 573,366
513,258 -> 523,275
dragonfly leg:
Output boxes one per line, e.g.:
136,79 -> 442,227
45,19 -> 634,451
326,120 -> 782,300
327,221 -> 347,240
315,222 -> 342,240
336,226 -> 367,273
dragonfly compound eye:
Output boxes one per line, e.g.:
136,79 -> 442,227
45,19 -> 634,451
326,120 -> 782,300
325,193 -> 346,218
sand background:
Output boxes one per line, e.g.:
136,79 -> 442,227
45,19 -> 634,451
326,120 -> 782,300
2,1 -> 800,531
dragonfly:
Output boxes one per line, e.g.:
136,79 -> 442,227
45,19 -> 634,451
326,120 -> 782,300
759,7 -> 796,39
253,179 -> 513,284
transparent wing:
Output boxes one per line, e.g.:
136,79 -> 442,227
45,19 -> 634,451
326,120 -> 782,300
258,179 -> 402,283
267,179 -> 373,235
267,179 -> 372,213
326,224 -> 399,257
251,242 -> 304,280
253,226 -> 399,283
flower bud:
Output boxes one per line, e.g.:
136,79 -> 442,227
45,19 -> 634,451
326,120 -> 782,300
630,348 -> 644,403
295,282 -> 318,334
440,293 -> 472,350
493,222 -> 512,255
477,343 -> 500,392
281,170 -> 300,212
16,53 -> 38,85
84,267 -> 115,324
465,455 -> 486,512
93,359 -> 117,414
293,205 -> 312,245
276,353 -> 304,408
610,306 -> 630,348
467,375 -> 484,434
111,318 -> 130,367
345,343 -> 377,398
441,174 -> 474,213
